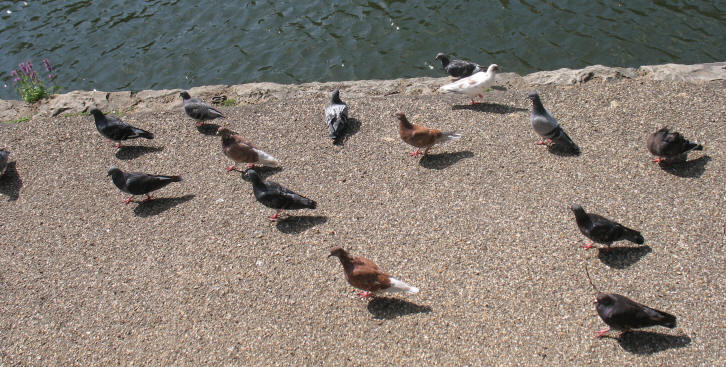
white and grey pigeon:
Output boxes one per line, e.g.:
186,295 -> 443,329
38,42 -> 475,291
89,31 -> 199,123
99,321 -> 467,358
324,89 -> 349,141
107,166 -> 182,205
434,53 -> 483,80
527,91 -> 580,154
0,149 -> 9,176
91,108 -> 154,149
180,91 -> 224,127
438,64 -> 500,104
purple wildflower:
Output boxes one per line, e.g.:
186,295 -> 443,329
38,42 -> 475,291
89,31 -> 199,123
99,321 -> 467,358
48,73 -> 54,80
11,70 -> 17,77
30,70 -> 38,81
43,58 -> 52,72
19,62 -> 26,75
13,77 -> 20,83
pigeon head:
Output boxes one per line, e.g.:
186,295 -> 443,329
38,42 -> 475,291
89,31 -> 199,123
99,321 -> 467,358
394,111 -> 406,120
328,246 -> 348,258
487,64 -> 501,73
244,169 -> 263,184
527,91 -> 540,101
331,89 -> 342,104
179,91 -> 191,100
570,203 -> 588,219
107,166 -> 122,177
595,293 -> 615,306
434,53 -> 447,61
89,108 -> 103,118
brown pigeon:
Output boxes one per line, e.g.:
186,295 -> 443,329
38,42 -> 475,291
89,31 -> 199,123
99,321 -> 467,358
647,126 -> 703,164
395,112 -> 460,157
328,247 -> 419,299
217,128 -> 280,172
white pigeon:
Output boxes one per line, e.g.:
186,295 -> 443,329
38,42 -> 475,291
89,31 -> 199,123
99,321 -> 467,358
439,64 -> 500,104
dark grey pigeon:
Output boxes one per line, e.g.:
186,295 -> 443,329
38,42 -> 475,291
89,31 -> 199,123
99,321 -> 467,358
245,169 -> 317,221
91,108 -> 154,149
595,293 -> 677,338
571,204 -> 644,251
324,89 -> 349,141
107,166 -> 182,204
434,53 -> 482,79
647,126 -> 703,164
0,149 -> 8,177
527,91 -> 580,154
180,91 -> 224,126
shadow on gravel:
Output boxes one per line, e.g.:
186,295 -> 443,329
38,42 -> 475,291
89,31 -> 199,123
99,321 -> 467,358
367,297 -> 432,320
196,123 -> 221,136
598,245 -> 652,269
419,150 -> 474,170
115,145 -> 164,160
276,215 -> 327,234
452,102 -> 526,114
0,162 -> 22,201
333,118 -> 361,146
546,144 -> 581,157
617,331 -> 691,355
660,155 -> 710,178
133,194 -> 195,217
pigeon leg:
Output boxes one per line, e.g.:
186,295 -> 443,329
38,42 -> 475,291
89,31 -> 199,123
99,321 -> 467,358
581,243 -> 595,250
595,328 -> 610,338
225,165 -> 238,172
142,194 -> 153,202
470,100 -> 478,105
477,94 -> 483,99
245,163 -> 255,169
422,147 -> 431,156
269,211 -> 283,221
113,142 -> 122,149
195,121 -> 204,127
409,149 -> 422,157
535,139 -> 553,145
122,196 -> 134,205
356,291 -> 375,299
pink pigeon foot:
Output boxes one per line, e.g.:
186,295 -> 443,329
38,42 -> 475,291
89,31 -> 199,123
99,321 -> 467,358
581,243 -> 595,250
422,147 -> 431,156
536,139 -> 553,145
269,213 -> 281,221
245,163 -> 255,169
595,328 -> 610,338
409,149 -> 422,157
356,291 -> 375,299
195,121 -> 204,127
122,197 -> 134,205
225,165 -> 237,172
470,100 -> 479,105
113,143 -> 122,149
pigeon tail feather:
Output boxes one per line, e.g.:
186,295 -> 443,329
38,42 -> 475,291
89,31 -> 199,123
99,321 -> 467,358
252,148 -> 280,167
622,227 -> 644,244
436,132 -> 461,145
551,129 -> 579,153
386,277 -> 419,295
133,128 -> 154,140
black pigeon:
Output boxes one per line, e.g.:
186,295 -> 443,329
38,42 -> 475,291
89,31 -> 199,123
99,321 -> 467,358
571,204 -> 644,250
245,169 -> 316,221
324,89 -> 349,141
434,53 -> 482,79
107,166 -> 181,204
91,108 -> 154,149
647,126 -> 703,164
0,149 -> 8,177
528,91 -> 580,154
180,91 -> 224,127
595,293 -> 677,337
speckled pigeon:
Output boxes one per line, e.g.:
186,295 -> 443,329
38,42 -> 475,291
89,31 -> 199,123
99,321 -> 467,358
439,64 -> 500,104
324,89 -> 349,141
218,128 -> 279,172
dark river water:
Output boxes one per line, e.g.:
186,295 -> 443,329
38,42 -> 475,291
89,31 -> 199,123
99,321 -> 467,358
1,0 -> 724,100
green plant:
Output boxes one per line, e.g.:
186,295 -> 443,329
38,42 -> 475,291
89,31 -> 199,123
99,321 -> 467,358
11,59 -> 60,103
222,98 -> 237,106
1,116 -> 31,124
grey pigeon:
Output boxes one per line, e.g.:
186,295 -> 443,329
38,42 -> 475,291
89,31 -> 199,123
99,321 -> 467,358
91,108 -> 154,148
647,126 -> 703,164
571,204 -> 644,251
527,91 -> 580,154
180,91 -> 224,127
0,149 -> 8,177
595,293 -> 677,338
107,166 -> 182,204
324,89 -> 349,141
245,169 -> 316,221
434,53 -> 482,79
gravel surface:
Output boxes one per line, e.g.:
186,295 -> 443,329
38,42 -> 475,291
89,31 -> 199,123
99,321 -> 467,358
0,78 -> 724,365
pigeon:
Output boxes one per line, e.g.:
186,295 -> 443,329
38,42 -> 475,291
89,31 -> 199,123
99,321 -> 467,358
328,246 -> 419,299
324,89 -> 349,141
396,112 -> 460,157
180,91 -> 224,126
434,53 -> 483,80
91,108 -> 154,149
647,126 -> 703,164
107,166 -> 182,204
571,204 -> 644,251
438,64 -> 500,104
0,149 -> 8,177
245,169 -> 316,221
217,128 -> 280,172
595,293 -> 677,338
527,91 -> 580,154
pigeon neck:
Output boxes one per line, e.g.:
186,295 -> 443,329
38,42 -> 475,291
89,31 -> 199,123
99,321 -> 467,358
336,254 -> 354,271
331,94 -> 343,105
573,207 -> 590,226
248,174 -> 265,189
439,56 -> 450,67
221,134 -> 235,145
531,98 -> 546,115
398,116 -> 413,129
109,171 -> 126,188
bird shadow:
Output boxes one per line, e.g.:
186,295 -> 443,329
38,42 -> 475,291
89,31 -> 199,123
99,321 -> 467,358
659,155 -> 710,178
616,331 -> 691,355
546,144 -> 581,157
196,123 -> 221,136
0,162 -> 22,201
275,215 -> 327,234
419,150 -> 474,170
452,102 -> 527,114
597,245 -> 652,269
115,145 -> 164,160
133,194 -> 195,217
333,118 -> 361,146
366,297 -> 432,320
